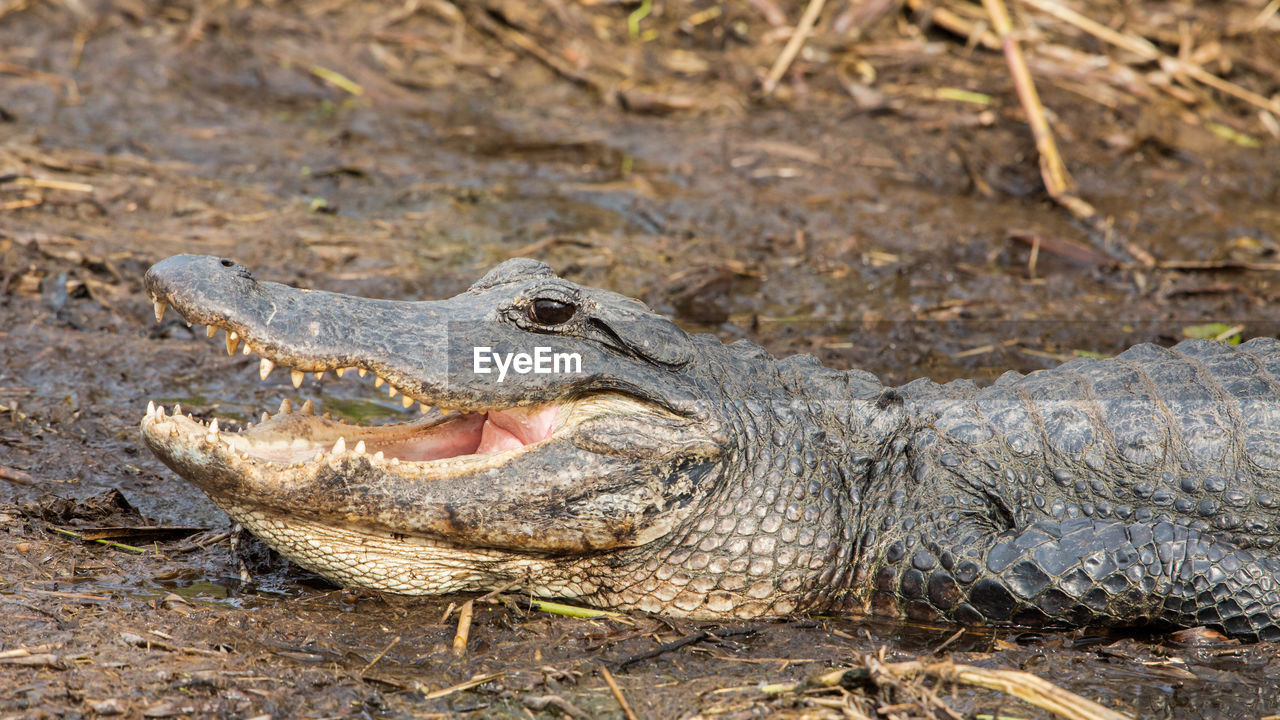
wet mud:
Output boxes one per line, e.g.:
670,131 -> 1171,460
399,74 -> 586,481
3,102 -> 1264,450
2,1 -> 1279,717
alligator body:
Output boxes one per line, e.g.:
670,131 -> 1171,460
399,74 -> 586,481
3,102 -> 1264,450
142,255 -> 1280,641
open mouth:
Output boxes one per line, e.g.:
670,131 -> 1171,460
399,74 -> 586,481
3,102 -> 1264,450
141,399 -> 567,471
139,296 -> 637,477
140,255 -> 722,568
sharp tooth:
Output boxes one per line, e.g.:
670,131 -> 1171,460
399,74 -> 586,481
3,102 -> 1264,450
388,386 -> 397,398
291,370 -> 304,388
278,398 -> 292,414
335,367 -> 346,378
209,419 -> 219,434
313,371 -> 325,381
259,358 -> 275,380
156,404 -> 166,420
242,342 -> 252,355
185,320 -> 192,328
314,451 -> 324,462
174,404 -> 183,416
354,440 -> 366,454
301,399 -> 315,414
401,395 -> 413,408
440,408 -> 452,416
332,436 -> 346,454
152,299 -> 167,322
206,326 -> 217,338
358,368 -> 367,378
420,402 -> 432,413
375,377 -> 385,388
225,331 -> 240,356
147,400 -> 156,416
373,451 -> 384,461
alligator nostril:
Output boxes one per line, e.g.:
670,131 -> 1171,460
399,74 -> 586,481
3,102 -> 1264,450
220,258 -> 235,268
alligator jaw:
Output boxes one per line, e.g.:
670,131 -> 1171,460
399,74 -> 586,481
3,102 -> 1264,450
139,398 -> 568,480
140,255 -> 722,590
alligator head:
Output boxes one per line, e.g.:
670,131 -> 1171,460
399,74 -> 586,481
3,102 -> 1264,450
141,255 -> 891,616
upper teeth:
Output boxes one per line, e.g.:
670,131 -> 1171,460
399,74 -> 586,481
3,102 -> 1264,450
150,303 -> 441,427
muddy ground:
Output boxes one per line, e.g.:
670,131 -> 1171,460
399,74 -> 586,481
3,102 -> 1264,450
2,0 -> 1279,718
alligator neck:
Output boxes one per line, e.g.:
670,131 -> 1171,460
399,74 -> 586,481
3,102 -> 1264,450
577,346 -> 913,617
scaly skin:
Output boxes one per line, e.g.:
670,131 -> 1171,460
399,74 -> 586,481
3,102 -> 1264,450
141,256 -> 1280,640
870,340 -> 1280,640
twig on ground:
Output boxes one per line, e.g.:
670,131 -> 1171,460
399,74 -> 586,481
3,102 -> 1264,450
930,627 -> 966,654
49,527 -> 148,554
0,61 -> 80,103
905,0 -> 1000,50
918,660 -> 1131,720
0,648 -> 63,669
420,672 -> 504,700
452,599 -> 474,656
599,666 -> 639,720
360,635 -> 401,675
475,578 -> 521,604
1008,230 -> 1119,267
1017,0 -> 1280,116
981,0 -> 1108,241
522,694 -> 592,719
168,529 -> 232,554
1245,0 -> 1280,32
761,0 -> 828,96
767,657 -> 1133,720
1157,259 -> 1280,272
309,65 -> 365,96
614,625 -> 764,670
0,465 -> 35,485
494,592 -> 622,618
8,176 -> 94,192
525,598 -> 621,618
457,0 -> 696,112
0,197 -> 43,211
454,1 -> 604,95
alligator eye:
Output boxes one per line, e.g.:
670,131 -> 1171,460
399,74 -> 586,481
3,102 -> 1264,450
528,298 -> 576,326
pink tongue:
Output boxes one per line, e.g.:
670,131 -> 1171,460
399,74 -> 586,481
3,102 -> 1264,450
486,405 -> 560,444
477,418 -> 523,454
475,406 -> 560,454
388,413 -> 487,461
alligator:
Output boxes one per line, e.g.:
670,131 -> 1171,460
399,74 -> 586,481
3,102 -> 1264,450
141,254 -> 1280,641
